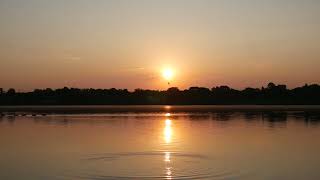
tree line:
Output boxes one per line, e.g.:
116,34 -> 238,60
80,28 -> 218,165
1,82 -> 320,105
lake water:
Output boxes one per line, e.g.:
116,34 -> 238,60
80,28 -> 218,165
1,106 -> 320,180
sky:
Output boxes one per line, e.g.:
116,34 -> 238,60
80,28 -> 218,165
1,0 -> 320,91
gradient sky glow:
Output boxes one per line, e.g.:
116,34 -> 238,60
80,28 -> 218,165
1,0 -> 320,91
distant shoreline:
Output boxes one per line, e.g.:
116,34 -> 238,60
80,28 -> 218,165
1,83 -> 320,106
1,105 -> 320,114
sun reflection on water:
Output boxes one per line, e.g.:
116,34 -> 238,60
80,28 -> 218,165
164,119 -> 172,144
164,151 -> 172,179
163,117 -> 173,179
164,151 -> 171,162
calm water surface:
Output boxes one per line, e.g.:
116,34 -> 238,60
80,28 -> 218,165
1,106 -> 320,179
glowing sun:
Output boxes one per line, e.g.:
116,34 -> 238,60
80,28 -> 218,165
162,68 -> 174,81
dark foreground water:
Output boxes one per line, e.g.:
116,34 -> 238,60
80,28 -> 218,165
1,106 -> 320,180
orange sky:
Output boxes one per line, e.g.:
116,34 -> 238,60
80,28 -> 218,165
1,0 -> 320,91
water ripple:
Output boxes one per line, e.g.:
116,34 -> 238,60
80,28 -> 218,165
84,151 -> 209,161
65,151 -> 246,180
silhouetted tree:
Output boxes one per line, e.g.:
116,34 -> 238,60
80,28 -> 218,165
267,82 -> 276,89
7,88 -> 16,96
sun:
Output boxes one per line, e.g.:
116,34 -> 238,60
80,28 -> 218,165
162,68 -> 174,81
